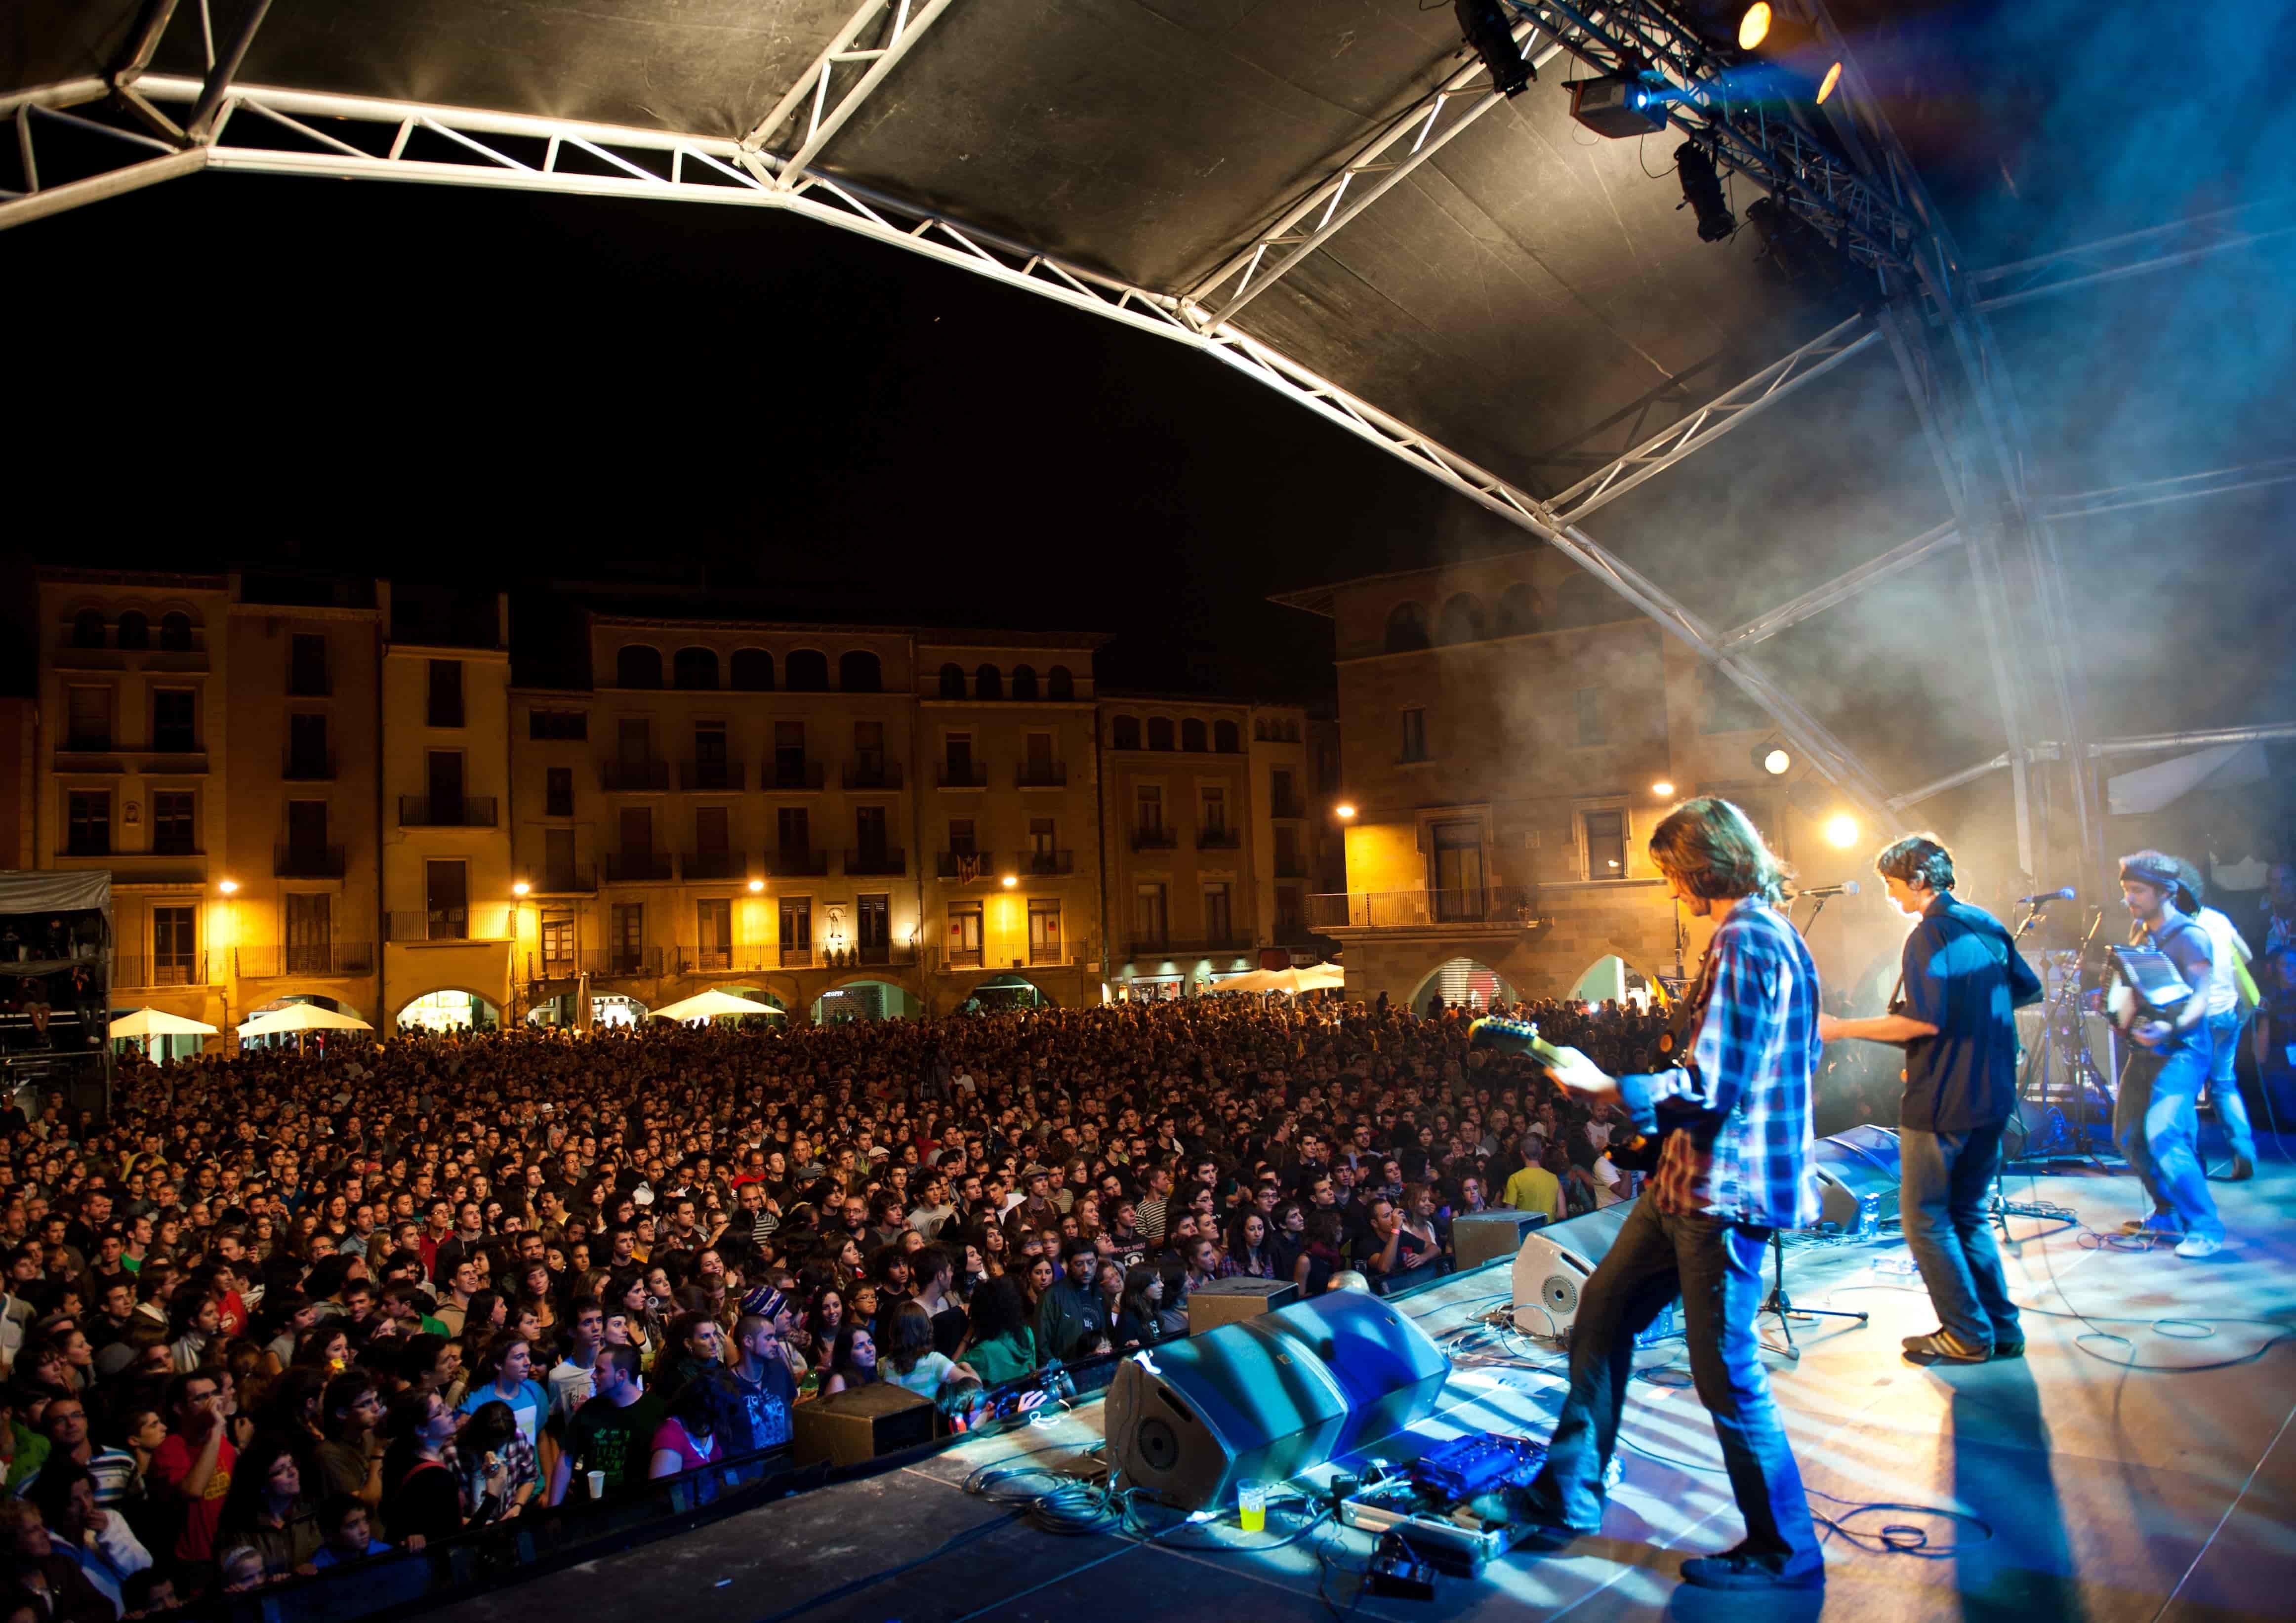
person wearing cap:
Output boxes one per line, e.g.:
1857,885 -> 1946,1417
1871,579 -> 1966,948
2168,859 -> 2258,1182
2112,850 -> 2224,1258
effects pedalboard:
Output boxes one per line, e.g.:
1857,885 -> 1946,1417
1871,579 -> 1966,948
1337,1433 -> 1552,1578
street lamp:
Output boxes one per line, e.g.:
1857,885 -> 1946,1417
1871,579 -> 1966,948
217,879 -> 238,894
1334,803 -> 1356,820
748,879 -> 765,893
1001,874 -> 1018,888
1651,780 -> 1675,797
512,880 -> 530,896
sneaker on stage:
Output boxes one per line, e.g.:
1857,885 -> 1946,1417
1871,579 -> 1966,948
1680,1544 -> 1824,1590
1902,1330 -> 1991,1366
2173,1233 -> 2224,1260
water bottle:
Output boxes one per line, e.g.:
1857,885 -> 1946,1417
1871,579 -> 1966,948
1858,1192 -> 1881,1239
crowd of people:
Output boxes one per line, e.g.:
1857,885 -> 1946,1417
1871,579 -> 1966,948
0,992 -> 1669,1617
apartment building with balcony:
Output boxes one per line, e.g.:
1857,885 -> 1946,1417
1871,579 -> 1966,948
382,588 -> 518,1032
1097,693 -> 1295,997
1274,550 -> 1860,1012
916,634 -> 1104,1011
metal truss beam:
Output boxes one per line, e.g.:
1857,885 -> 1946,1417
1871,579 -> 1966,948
2041,460 -> 2296,523
1718,520 -> 1960,651
1184,16 -> 1573,327
1890,721 -> 2296,811
1973,196 -> 2296,315
738,0 -> 960,187
1542,313 -> 1874,523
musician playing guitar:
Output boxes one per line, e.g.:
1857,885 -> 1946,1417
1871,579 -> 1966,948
2106,851 -> 2223,1258
1816,835 -> 2041,1363
1475,797 -> 1824,1592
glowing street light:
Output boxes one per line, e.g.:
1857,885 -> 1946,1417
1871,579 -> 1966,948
1824,814 -> 1859,849
1001,874 -> 1018,888
748,879 -> 765,893
1334,803 -> 1357,819
217,879 -> 238,894
512,880 -> 531,896
1651,780 -> 1675,797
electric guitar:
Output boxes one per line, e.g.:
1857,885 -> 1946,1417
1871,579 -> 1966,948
1468,1013 -> 1684,1174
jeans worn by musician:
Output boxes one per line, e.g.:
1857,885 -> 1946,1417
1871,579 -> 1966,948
1525,895 -> 1822,1581
2116,1030 -> 2223,1240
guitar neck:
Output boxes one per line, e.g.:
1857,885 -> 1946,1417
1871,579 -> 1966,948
1467,1015 -> 1569,1069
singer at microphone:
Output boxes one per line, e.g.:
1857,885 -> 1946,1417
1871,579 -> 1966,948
1814,834 -> 2043,1366
1800,881 -> 1859,899
2018,887 -> 2077,906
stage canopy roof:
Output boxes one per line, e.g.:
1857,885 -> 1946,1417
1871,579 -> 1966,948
8,1 -> 2292,872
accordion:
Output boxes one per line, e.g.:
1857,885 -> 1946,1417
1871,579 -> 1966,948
2103,944 -> 2193,1031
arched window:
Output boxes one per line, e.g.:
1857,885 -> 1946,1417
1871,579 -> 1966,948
672,647 -> 719,690
1181,718 -> 1208,752
115,611 -> 150,650
1214,720 -> 1241,753
1437,592 -> 1487,645
1496,582 -> 1545,637
616,646 -> 662,689
940,663 -> 967,699
839,650 -> 882,692
974,664 -> 1003,700
72,609 -> 105,649
159,612 -> 192,651
1046,665 -> 1074,701
1384,601 -> 1431,653
1010,664 -> 1039,701
1111,715 -> 1141,750
786,649 -> 829,692
731,649 -> 774,691
1147,717 -> 1175,751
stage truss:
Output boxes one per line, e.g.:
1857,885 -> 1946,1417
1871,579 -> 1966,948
5,1 -> 2292,871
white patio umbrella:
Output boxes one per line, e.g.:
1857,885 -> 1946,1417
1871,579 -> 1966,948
649,987 -> 784,1023
1211,963 -> 1345,995
238,1002 -> 373,1040
109,1009 -> 219,1040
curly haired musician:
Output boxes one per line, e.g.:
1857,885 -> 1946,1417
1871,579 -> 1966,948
2111,851 -> 2223,1258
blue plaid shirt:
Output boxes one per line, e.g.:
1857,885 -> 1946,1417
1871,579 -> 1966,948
1627,896 -> 1821,1230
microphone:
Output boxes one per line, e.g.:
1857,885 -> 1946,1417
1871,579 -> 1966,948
2018,887 -> 2077,905
1799,881 -> 1859,898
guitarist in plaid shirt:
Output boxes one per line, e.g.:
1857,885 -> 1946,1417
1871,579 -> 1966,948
1521,797 -> 1824,1591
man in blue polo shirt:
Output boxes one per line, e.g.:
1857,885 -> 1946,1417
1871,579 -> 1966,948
1820,835 -> 2041,1364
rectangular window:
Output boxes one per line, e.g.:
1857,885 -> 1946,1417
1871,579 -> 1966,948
1028,901 -> 1062,966
287,799 -> 328,863
1029,816 -> 1055,857
618,804 -> 652,855
1400,707 -> 1428,762
152,690 -> 196,752
854,721 -> 885,775
612,902 -> 646,973
285,893 -> 331,974
1575,686 -> 1605,747
427,659 -> 464,728
152,905 -> 196,985
545,766 -> 574,817
541,911 -> 575,975
1200,784 -> 1228,836
425,859 -> 469,941
775,718 -> 806,768
1432,820 -> 1485,921
1202,883 -> 1233,944
777,806 -> 810,853
945,904 -> 983,967
695,805 -> 730,855
1276,884 -> 1305,941
857,894 -> 891,963
944,730 -> 974,782
1134,883 -> 1168,946
947,816 -> 977,856
66,687 -> 111,752
694,721 -> 728,765
1135,784 -> 1163,837
529,708 -> 588,741
856,805 -> 888,859
1274,823 -> 1301,875
779,897 -> 813,962
696,898 -> 733,970
544,826 -> 576,890
152,791 -> 195,854
288,634 -> 329,696
426,750 -> 465,822
617,717 -> 650,766
1582,808 -> 1628,880
1271,767 -> 1297,815
288,713 -> 329,778
1024,731 -> 1055,783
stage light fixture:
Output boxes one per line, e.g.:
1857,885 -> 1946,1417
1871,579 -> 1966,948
1735,3 -> 1841,105
1455,0 -> 1533,97
1569,73 -> 1669,138
1676,142 -> 1736,241
1824,813 -> 1859,849
1756,743 -> 1792,775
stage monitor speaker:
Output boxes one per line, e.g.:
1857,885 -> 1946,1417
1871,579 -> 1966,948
1106,1289 -> 1450,1511
1810,1124 -> 1902,1233
792,1382 -> 934,1467
1453,1209 -> 1548,1271
1189,1276 -> 1299,1333
1511,1199 -> 1637,1339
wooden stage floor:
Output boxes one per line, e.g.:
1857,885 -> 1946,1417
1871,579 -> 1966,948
432,1151 -> 2296,1623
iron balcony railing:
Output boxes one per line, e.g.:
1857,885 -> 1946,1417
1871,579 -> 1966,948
842,761 -> 903,790
601,759 -> 671,792
936,851 -> 997,880
937,762 -> 989,788
532,867 -> 596,894
680,851 -> 749,881
604,850 -> 674,883
765,760 -> 825,791
282,746 -> 337,781
679,760 -> 746,792
233,942 -> 378,977
1307,887 -> 1545,930
582,946 -> 663,977
275,843 -> 346,878
1015,762 -> 1067,788
844,847 -> 907,876
1197,828 -> 1241,850
762,848 -> 829,878
398,795 -> 499,828
1131,828 -> 1178,851
1020,849 -> 1073,875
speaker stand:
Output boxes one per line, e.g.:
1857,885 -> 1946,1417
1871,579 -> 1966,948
1757,1231 -> 1866,1361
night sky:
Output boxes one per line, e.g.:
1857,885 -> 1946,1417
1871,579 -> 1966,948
5,170 -> 1542,701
